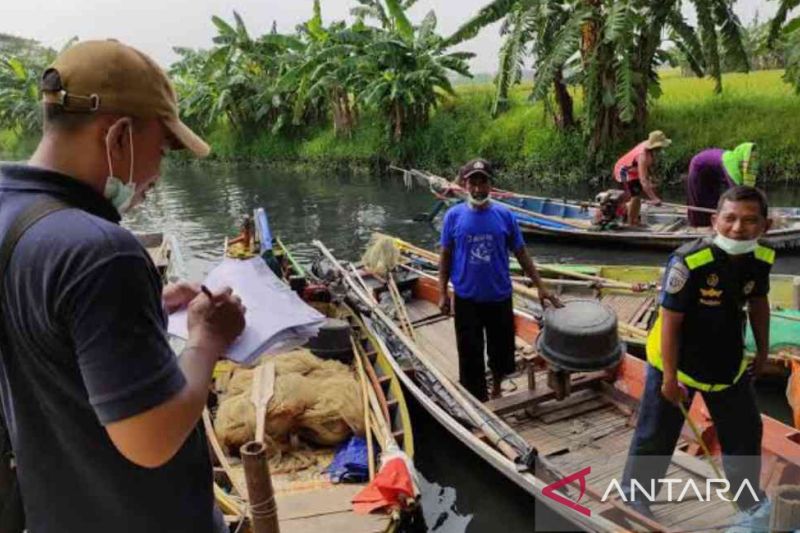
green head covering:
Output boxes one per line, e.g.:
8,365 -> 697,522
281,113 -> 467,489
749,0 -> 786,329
721,142 -> 757,186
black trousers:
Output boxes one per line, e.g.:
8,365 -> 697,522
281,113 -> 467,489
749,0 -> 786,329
453,296 -> 516,402
622,366 -> 764,510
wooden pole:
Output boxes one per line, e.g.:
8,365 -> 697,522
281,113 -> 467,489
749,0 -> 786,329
793,277 -> 800,311
240,441 -> 280,533
353,338 -> 376,479
770,485 -> 800,532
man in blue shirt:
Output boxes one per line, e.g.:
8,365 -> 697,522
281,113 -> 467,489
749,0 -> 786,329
438,159 -> 561,401
0,40 -> 245,532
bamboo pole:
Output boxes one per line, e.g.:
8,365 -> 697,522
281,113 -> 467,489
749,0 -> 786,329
203,409 -> 248,500
380,232 -> 648,293
240,441 -> 280,533
678,402 -> 738,513
388,273 -> 417,341
315,240 -> 524,462
353,338 -> 376,479
351,337 -> 393,449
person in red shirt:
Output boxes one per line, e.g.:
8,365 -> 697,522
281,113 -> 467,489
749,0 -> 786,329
613,131 -> 671,226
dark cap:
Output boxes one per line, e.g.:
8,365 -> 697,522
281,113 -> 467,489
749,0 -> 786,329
459,158 -> 494,182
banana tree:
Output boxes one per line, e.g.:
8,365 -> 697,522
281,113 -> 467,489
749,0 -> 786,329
358,10 -> 474,141
0,38 -> 74,135
447,0 -> 749,156
278,1 -> 370,137
769,0 -> 800,91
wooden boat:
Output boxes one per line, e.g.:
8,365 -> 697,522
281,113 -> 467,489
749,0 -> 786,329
400,168 -> 800,252
136,231 -> 182,282
384,234 -> 800,379
205,210 -> 417,533
378,234 -> 800,379
314,238 -> 800,532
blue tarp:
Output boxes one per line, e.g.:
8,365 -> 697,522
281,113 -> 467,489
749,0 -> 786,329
326,436 -> 370,483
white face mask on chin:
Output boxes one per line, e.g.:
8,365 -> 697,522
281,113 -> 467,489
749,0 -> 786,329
467,193 -> 490,208
713,233 -> 758,255
104,122 -> 138,215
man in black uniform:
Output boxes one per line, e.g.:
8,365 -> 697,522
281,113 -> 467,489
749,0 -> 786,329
621,186 -> 773,517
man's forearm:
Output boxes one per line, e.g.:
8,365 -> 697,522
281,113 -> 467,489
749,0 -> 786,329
660,309 -> 683,381
515,248 -> 543,287
641,177 -> 658,201
105,339 -> 224,468
439,248 -> 451,294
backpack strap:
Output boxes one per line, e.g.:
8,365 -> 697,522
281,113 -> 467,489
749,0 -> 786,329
0,196 -> 70,531
0,197 -> 70,281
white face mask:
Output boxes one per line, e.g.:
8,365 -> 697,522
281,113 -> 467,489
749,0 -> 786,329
104,122 -> 137,215
467,193 -> 490,208
713,233 -> 758,255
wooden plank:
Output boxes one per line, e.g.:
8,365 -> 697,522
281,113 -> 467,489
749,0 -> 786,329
539,397 -> 609,424
279,511 -> 387,533
485,371 -> 610,415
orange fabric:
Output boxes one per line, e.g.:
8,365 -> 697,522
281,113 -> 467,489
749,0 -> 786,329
788,360 -> 800,430
613,141 -> 648,183
352,457 -> 414,514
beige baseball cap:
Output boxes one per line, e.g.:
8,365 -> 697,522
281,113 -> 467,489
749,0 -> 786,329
40,39 -> 210,157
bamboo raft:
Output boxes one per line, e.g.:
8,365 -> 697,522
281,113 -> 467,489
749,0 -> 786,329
313,237 -> 800,532
204,213 -> 417,533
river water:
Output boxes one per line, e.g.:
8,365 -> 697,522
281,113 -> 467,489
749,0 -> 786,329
126,165 -> 798,532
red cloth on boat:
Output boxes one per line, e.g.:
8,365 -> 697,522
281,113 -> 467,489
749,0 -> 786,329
352,457 -> 414,514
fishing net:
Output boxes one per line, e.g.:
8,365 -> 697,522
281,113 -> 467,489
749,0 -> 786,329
361,234 -> 400,276
214,349 -> 365,465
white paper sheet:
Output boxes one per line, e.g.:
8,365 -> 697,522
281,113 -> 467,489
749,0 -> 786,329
168,257 -> 325,365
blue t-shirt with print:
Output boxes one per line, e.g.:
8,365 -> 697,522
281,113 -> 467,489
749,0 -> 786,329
439,202 -> 524,302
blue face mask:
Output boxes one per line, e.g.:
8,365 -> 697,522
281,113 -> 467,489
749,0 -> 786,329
104,122 -> 137,214
713,233 -> 758,255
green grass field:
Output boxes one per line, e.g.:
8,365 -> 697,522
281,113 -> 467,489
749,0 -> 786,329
3,69 -> 799,185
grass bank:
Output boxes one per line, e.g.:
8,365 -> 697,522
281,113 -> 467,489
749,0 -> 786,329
3,70 -> 799,187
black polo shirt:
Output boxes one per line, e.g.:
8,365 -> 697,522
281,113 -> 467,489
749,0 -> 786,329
658,237 -> 772,385
0,164 -> 215,532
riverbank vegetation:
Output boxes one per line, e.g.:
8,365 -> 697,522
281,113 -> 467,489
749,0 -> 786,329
2,1 -> 800,186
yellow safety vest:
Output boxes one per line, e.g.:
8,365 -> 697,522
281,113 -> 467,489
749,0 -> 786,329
646,244 -> 775,392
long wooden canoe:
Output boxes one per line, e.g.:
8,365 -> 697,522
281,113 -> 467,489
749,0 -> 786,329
402,168 -> 800,252
206,210 -> 417,533
319,239 -> 800,532
386,233 -> 800,380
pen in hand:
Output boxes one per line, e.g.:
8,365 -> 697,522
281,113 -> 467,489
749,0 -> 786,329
201,285 -> 215,303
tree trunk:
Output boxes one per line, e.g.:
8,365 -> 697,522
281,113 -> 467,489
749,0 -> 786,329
392,101 -> 403,141
552,69 -> 575,130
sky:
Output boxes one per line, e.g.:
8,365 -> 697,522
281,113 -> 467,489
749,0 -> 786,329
1,0 -> 778,73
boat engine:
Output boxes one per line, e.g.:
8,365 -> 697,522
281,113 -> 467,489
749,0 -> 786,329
536,300 -> 624,400
593,189 -> 627,230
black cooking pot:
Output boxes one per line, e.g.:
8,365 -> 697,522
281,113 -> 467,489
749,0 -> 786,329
536,299 -> 624,372
305,318 -> 353,364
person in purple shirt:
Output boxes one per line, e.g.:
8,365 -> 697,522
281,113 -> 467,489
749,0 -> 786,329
438,159 -> 562,401
686,143 -> 757,226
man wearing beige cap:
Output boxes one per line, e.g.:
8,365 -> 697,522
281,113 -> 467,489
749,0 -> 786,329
0,40 -> 244,532
613,130 -> 671,226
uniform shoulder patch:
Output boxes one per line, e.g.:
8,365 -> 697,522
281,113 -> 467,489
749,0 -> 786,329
664,259 -> 690,294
